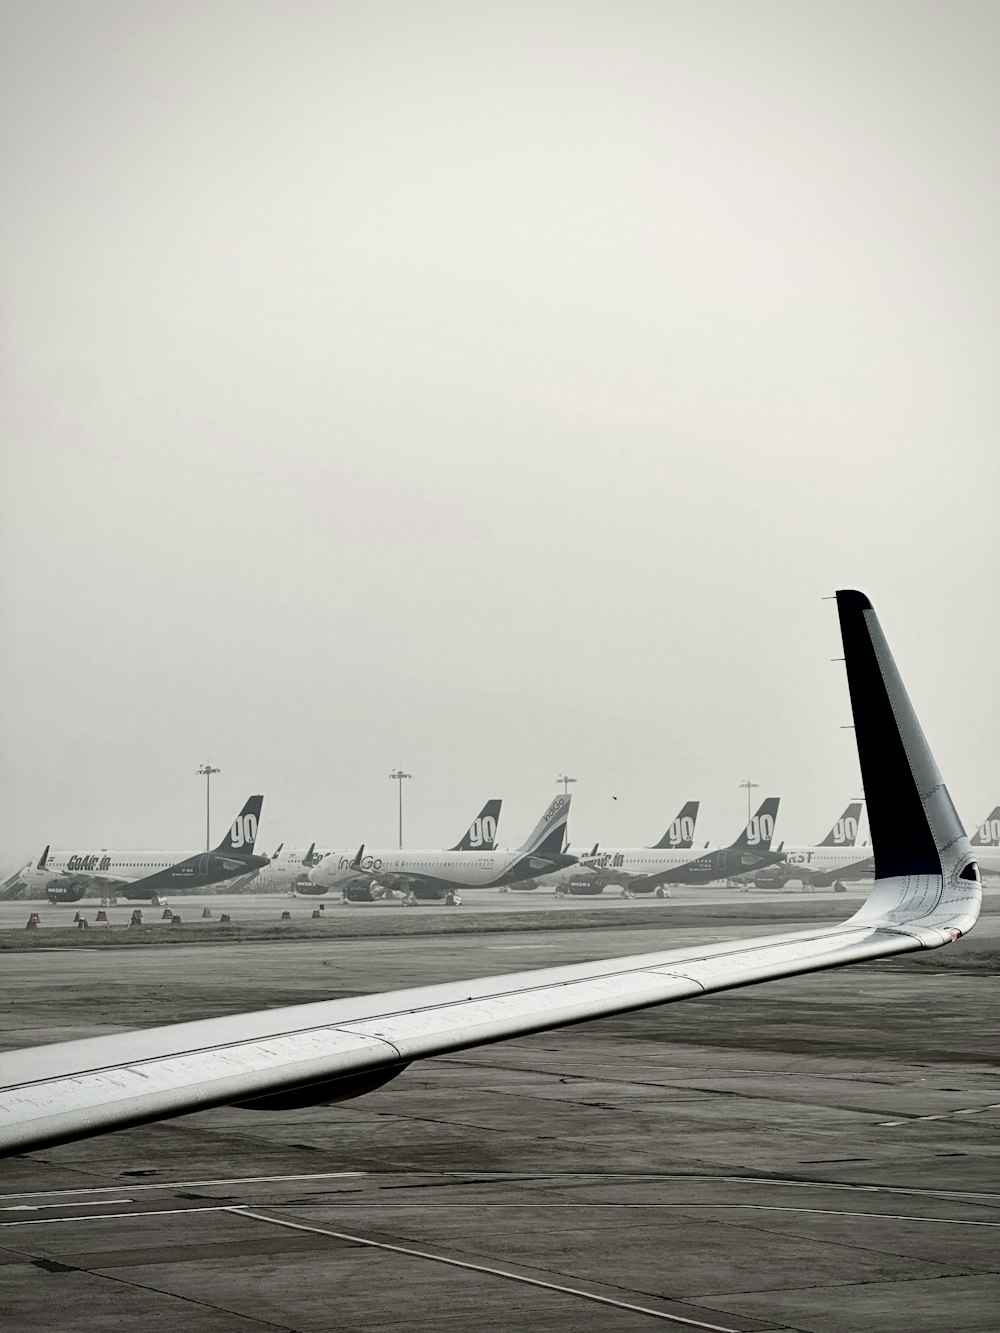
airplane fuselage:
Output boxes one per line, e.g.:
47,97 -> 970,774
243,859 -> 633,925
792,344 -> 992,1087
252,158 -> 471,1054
774,844 -> 874,885
310,846 -> 575,897
29,848 -> 269,903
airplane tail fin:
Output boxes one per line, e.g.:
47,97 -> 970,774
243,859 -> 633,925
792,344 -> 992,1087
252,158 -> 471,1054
214,796 -> 264,857
516,794 -> 572,859
651,801 -> 699,849
731,797 -> 780,850
819,801 -> 864,847
451,799 -> 502,851
836,590 -> 974,899
970,807 -> 1000,848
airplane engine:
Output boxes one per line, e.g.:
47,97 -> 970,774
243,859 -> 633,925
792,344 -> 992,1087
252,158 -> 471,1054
754,865 -> 790,889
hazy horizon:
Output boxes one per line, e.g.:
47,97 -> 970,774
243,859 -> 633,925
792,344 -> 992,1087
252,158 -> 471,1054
2,2 -> 997,871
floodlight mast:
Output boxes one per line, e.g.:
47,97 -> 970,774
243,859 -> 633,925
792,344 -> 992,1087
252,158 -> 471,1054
197,764 -> 221,851
390,769 -> 412,849
738,778 -> 759,824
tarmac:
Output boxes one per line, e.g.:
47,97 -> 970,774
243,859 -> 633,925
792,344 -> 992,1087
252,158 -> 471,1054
1,891 -> 998,1331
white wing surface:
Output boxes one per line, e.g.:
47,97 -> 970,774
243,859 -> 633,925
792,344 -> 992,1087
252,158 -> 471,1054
0,591 -> 980,1157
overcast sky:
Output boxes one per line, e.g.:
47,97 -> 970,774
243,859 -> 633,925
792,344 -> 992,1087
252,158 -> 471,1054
1,1 -> 997,867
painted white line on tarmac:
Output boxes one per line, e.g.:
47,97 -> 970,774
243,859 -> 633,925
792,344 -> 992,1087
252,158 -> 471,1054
0,1205 -> 235,1227
695,1204 -> 1000,1227
0,1200 -> 133,1212
878,1102 -> 1000,1126
716,1176 -> 1000,1203
0,1171 -> 366,1202
231,1207 -> 741,1331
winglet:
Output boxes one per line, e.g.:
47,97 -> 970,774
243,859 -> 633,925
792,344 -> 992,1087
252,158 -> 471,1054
837,592 -> 952,879
837,590 -> 979,937
349,844 -> 365,871
36,845 -> 49,872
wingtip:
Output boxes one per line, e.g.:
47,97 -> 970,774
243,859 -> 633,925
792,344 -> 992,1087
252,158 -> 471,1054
836,589 -> 873,611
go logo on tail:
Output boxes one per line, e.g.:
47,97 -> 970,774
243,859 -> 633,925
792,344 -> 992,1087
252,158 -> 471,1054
468,816 -> 497,848
668,815 -> 696,846
832,816 -> 859,844
979,817 -> 1000,845
230,813 -> 258,849
746,813 -> 775,846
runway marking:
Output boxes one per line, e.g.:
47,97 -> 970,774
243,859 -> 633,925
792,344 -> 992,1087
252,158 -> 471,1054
0,1205 -> 233,1227
878,1102 -> 1000,1126
4,1171 -> 998,1209
0,1171 -> 366,1202
2,1199 -> 996,1236
230,1207 -> 742,1331
0,1199 -> 133,1212
685,1204 -> 1000,1228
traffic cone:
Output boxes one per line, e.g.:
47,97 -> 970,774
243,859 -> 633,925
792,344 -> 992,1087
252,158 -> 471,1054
96,909 -> 108,923
73,911 -> 81,923
130,908 -> 143,926
280,910 -> 291,921
170,914 -> 182,925
162,908 -> 173,920
311,909 -> 322,919
25,913 -> 39,929
201,906 -> 212,918
77,917 -> 89,929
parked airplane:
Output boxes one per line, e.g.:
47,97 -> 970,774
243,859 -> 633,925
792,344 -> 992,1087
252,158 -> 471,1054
756,801 -> 873,890
25,796 -> 268,904
251,801 -> 504,897
0,591 -> 980,1158
289,799 -> 504,900
307,795 -> 574,904
521,799 -> 701,895
970,806 -> 1000,877
567,798 -> 783,897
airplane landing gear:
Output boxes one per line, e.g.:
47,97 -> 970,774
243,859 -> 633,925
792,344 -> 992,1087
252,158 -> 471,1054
445,891 -> 462,906
654,886 -> 671,899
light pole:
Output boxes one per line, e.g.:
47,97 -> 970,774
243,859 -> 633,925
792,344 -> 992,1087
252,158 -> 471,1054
556,774 -> 577,796
197,763 -> 221,851
738,779 -> 759,825
390,769 -> 411,848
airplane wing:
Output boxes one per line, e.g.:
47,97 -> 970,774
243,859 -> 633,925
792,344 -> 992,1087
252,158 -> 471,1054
0,591 -> 980,1157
